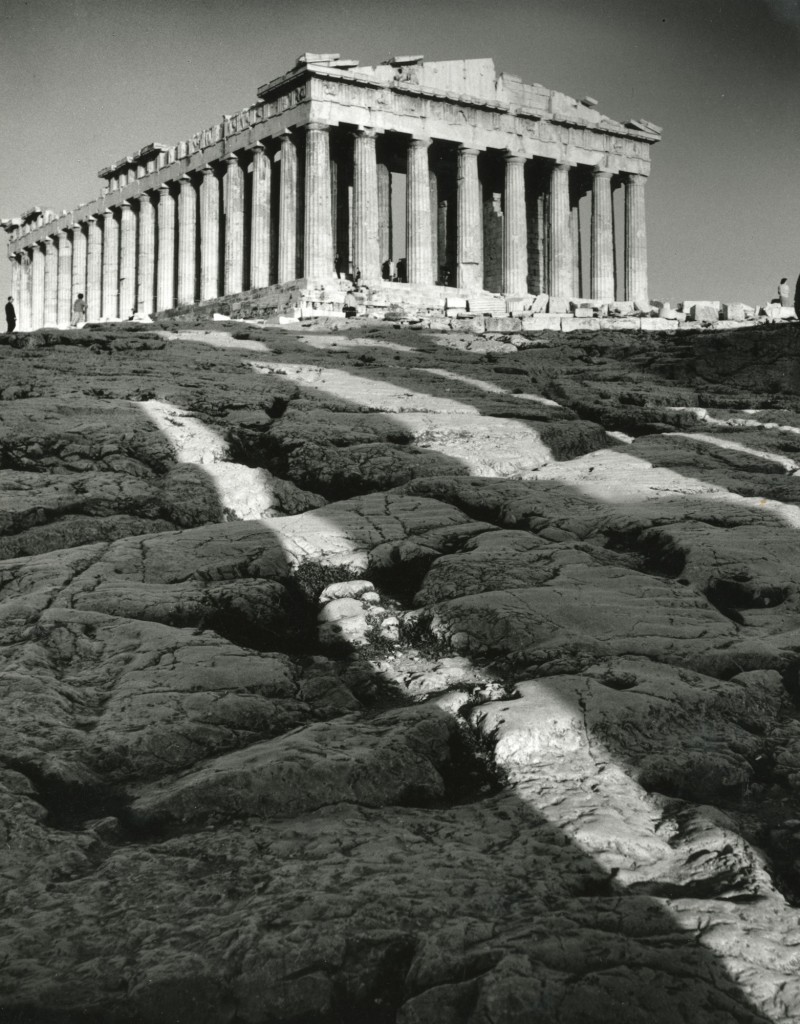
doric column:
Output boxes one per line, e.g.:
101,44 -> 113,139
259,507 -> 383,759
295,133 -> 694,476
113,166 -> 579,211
548,161 -> 573,298
624,173 -> 648,304
278,130 -> 298,284
200,165 -> 220,300
250,144 -> 270,289
352,127 -> 380,281
101,209 -> 119,319
43,237 -> 58,327
503,153 -> 528,295
377,160 -> 392,268
429,168 -> 439,279
457,146 -> 482,290
177,175 -> 197,305
590,168 -> 614,301
56,230 -> 72,327
157,184 -> 176,311
71,224 -> 87,319
303,123 -> 334,281
406,136 -> 433,285
9,256 -> 20,329
18,252 -> 32,331
137,193 -> 156,315
223,156 -> 244,295
119,201 -> 136,318
31,244 -> 45,329
86,218 -> 102,322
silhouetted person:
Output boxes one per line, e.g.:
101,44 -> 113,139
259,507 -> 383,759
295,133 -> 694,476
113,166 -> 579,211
5,296 -> 16,333
795,273 -> 800,318
779,277 -> 792,307
70,292 -> 86,327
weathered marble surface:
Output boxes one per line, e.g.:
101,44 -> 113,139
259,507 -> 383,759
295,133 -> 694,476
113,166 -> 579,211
2,321 -> 800,1023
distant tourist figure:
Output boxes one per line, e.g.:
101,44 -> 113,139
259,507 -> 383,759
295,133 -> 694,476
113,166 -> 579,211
795,273 -> 800,318
70,292 -> 86,327
779,278 -> 792,307
5,296 -> 16,332
353,267 -> 362,288
343,288 -> 357,318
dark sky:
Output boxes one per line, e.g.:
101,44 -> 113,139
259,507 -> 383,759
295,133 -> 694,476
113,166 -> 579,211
2,0 -> 798,303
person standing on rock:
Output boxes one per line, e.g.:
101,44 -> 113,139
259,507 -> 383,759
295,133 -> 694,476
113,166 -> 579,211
5,296 -> 16,332
779,278 -> 792,307
70,293 -> 86,327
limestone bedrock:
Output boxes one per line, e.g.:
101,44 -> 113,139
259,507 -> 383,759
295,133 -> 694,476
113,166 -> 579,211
2,319 -> 800,1023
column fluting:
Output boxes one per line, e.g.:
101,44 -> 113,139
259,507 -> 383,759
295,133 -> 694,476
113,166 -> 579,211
456,146 -> 482,290
56,230 -> 72,326
223,156 -> 244,295
71,224 -> 87,321
548,161 -> 573,298
157,184 -> 176,311
200,165 -> 220,300
9,257 -> 20,329
406,137 -> 433,285
352,128 -> 379,282
19,252 -> 32,331
590,169 -> 614,301
43,237 -> 58,326
278,131 -> 298,284
624,173 -> 648,304
303,123 -> 334,281
377,160 -> 392,269
119,201 -> 136,318
250,144 -> 271,289
177,175 -> 197,305
503,153 -> 528,295
31,244 -> 45,329
101,209 -> 119,319
86,218 -> 102,322
137,193 -> 156,315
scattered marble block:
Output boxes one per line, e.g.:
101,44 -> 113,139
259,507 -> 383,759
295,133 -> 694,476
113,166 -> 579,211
573,306 -> 595,318
599,317 -> 639,330
548,297 -> 570,314
640,317 -> 678,331
505,297 -> 530,314
688,302 -> 719,323
521,314 -> 563,331
561,316 -> 601,332
529,293 -> 549,313
721,303 -> 746,322
445,296 -> 467,312
609,301 -> 635,316
484,316 -> 522,333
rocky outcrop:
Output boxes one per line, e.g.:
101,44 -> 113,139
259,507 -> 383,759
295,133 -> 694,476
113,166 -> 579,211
2,319 -> 800,1023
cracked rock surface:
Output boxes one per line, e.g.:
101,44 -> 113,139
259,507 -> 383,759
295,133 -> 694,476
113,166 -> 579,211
2,320 -> 800,1023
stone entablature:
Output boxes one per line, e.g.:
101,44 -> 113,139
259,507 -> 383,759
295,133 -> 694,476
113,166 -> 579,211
4,53 -> 660,330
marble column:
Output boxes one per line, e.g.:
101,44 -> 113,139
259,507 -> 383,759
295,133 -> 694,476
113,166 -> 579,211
377,160 -> 392,268
503,153 -> 528,295
278,131 -> 298,284
43,236 -> 58,326
57,230 -> 72,326
303,123 -> 334,281
19,252 -> 32,331
548,162 -> 573,298
406,137 -> 433,285
71,224 -> 87,319
9,256 -> 20,329
137,193 -> 156,315
200,165 -> 220,300
31,244 -> 45,329
456,145 -> 482,290
250,144 -> 271,289
119,201 -> 136,318
177,175 -> 197,305
352,127 -> 380,281
157,184 -> 176,311
624,173 -> 648,304
86,217 -> 103,322
223,156 -> 244,295
590,168 -> 614,301
101,209 -> 119,319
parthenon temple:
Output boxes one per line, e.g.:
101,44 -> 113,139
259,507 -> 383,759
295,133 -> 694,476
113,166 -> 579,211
3,54 -> 661,328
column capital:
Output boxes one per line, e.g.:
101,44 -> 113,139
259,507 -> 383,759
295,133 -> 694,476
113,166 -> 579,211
119,199 -> 132,209
354,126 -> 377,139
200,163 -> 216,176
279,128 -> 293,141
306,121 -> 330,133
56,228 -> 68,240
222,155 -> 239,166
43,235 -> 56,248
624,172 -> 648,185
592,166 -> 613,179
137,190 -> 155,205
409,136 -> 431,149
250,141 -> 265,153
458,144 -> 481,156
157,183 -> 171,195
553,160 -> 573,172
504,151 -> 526,165
178,173 -> 194,183
102,207 -> 115,218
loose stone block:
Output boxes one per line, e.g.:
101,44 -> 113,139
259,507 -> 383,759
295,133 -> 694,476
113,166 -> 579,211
609,301 -> 635,316
689,302 -> 719,323
561,316 -> 600,332
640,317 -> 678,331
548,297 -> 570,314
599,317 -> 640,330
484,316 -> 522,333
445,296 -> 467,311
530,293 -> 549,313
573,307 -> 595,318
505,297 -> 529,314
721,303 -> 745,322
521,314 -> 562,331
